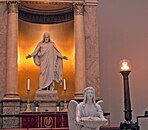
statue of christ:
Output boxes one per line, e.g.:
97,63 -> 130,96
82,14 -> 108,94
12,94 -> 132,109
26,32 -> 68,91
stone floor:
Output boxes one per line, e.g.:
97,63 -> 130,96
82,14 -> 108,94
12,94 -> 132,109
0,126 -> 120,130
0,128 -> 69,130
100,126 -> 120,130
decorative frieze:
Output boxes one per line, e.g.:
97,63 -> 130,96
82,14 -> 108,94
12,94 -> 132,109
18,1 -> 74,24
19,8 -> 74,24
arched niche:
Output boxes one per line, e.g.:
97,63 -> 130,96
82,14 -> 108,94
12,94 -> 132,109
18,2 -> 75,100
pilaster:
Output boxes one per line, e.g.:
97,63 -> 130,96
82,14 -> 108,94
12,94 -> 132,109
84,0 -> 100,99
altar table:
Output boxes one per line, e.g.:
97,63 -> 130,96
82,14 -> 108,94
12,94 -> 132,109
20,112 -> 68,128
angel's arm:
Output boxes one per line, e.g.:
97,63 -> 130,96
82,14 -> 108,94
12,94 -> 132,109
96,104 -> 105,118
76,104 -> 91,126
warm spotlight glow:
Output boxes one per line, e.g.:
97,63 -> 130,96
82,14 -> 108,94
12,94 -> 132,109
18,48 -> 20,65
18,20 -> 74,100
120,59 -> 131,72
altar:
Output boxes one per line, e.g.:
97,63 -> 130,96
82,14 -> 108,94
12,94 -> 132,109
0,0 -> 100,128
20,112 -> 68,128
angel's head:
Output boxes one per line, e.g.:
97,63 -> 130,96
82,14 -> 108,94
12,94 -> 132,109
83,87 -> 96,104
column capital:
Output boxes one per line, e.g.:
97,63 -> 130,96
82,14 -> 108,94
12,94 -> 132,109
74,2 -> 85,15
7,1 -> 19,13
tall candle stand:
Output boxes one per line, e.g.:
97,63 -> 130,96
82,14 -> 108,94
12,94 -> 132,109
62,89 -> 68,111
25,89 -> 32,112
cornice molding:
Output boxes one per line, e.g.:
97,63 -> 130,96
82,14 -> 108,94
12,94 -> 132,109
19,2 -> 73,14
0,0 -> 98,6
0,0 -> 98,23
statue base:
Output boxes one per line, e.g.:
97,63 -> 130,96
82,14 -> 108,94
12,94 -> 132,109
33,90 -> 59,112
35,90 -> 58,101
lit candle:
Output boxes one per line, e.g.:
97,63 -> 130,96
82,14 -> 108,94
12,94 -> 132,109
64,79 -> 66,90
27,79 -> 30,90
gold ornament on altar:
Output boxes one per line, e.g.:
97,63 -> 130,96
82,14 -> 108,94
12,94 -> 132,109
43,117 -> 53,128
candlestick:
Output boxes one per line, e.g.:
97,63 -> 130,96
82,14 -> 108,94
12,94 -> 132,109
61,79 -> 67,112
25,89 -> 32,112
27,79 -> 30,90
64,79 -> 66,90
62,89 -> 67,112
25,79 -> 31,112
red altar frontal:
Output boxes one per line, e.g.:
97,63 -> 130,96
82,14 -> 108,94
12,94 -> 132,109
100,126 -> 120,130
20,112 -> 68,129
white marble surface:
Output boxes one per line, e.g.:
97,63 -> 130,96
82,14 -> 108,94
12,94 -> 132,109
0,3 -> 7,98
84,5 -> 100,99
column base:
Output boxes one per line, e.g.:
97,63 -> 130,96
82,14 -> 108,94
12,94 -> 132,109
2,99 -> 21,128
3,93 -> 20,100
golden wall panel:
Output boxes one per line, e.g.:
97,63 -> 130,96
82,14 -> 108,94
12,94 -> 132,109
18,20 -> 74,100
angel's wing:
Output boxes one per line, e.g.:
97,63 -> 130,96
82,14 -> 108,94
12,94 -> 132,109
68,100 -> 78,130
96,100 -> 104,109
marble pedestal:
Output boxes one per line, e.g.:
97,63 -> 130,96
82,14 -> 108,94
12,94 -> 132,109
34,90 -> 59,112
2,99 -> 20,128
35,90 -> 59,101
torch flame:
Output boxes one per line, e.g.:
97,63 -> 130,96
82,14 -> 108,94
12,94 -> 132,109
121,61 -> 130,71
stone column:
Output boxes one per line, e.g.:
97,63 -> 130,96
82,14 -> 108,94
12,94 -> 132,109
74,3 -> 86,100
84,1 -> 100,99
2,2 -> 20,128
4,1 -> 19,99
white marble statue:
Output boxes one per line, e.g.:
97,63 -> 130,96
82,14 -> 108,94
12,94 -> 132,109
68,87 -> 108,130
26,32 -> 68,91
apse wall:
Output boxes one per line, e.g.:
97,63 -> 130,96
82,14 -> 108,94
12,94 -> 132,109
99,0 -> 148,129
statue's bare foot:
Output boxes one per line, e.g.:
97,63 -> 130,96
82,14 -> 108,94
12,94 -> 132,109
38,87 -> 48,91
